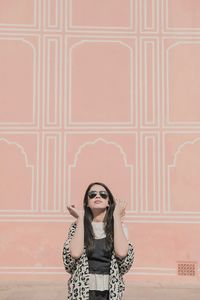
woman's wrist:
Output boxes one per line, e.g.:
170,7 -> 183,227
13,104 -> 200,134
77,215 -> 84,222
113,212 -> 121,220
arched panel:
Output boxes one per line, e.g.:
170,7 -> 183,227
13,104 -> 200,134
169,139 -> 200,211
0,139 -> 33,211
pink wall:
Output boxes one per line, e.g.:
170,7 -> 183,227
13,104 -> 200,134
0,0 -> 200,285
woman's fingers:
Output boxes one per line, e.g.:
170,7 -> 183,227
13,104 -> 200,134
114,198 -> 127,219
67,205 -> 79,218
67,205 -> 84,219
116,198 -> 127,208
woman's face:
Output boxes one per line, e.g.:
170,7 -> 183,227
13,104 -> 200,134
87,184 -> 110,212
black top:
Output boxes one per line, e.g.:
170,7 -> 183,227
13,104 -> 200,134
88,238 -> 112,275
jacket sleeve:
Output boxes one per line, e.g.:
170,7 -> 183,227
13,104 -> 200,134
116,242 -> 134,276
62,222 -> 78,274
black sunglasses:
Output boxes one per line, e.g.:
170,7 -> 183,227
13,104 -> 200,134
88,191 -> 108,199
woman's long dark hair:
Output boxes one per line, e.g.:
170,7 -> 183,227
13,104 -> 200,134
83,182 -> 115,257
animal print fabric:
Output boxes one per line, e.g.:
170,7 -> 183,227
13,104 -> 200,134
62,222 -> 134,300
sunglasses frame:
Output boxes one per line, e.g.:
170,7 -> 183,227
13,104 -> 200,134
88,190 -> 109,199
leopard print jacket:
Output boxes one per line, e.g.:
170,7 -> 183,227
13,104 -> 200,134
62,222 -> 134,300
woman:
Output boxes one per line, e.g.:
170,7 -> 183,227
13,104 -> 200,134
63,182 -> 134,300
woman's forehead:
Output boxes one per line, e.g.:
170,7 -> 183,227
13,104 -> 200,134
89,184 -> 106,192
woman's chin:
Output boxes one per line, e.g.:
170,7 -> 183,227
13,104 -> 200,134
91,206 -> 107,212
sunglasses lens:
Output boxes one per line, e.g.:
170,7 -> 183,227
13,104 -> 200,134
88,192 -> 97,199
100,192 -> 108,199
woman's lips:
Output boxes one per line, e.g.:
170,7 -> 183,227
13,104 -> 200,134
94,200 -> 102,204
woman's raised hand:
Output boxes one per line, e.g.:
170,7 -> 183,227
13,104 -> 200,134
114,198 -> 126,219
67,205 -> 84,219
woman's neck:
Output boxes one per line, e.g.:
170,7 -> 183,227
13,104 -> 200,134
92,209 -> 106,222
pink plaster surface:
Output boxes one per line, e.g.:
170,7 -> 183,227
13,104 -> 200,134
0,0 -> 200,288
